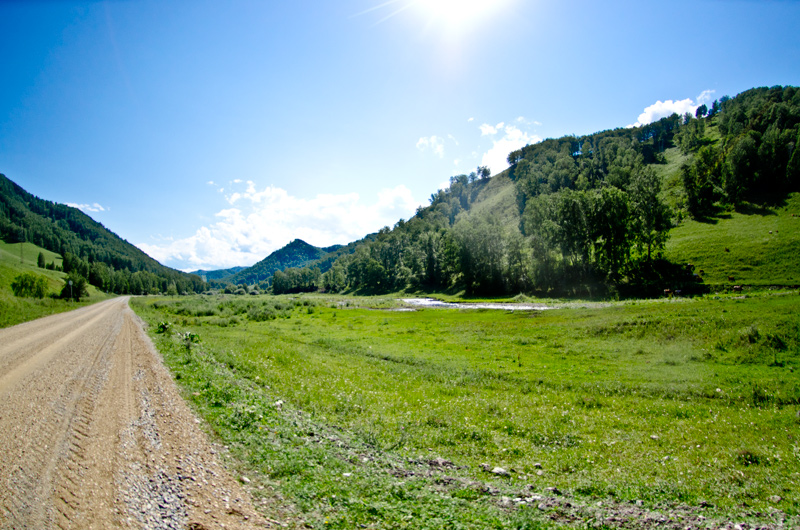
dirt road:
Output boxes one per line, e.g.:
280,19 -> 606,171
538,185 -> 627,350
0,297 -> 270,529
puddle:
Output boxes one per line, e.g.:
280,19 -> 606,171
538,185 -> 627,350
400,298 -> 550,311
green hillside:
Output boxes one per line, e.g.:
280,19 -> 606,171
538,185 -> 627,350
0,240 -> 110,328
665,193 -> 800,285
0,174 -> 206,296
272,86 -> 799,297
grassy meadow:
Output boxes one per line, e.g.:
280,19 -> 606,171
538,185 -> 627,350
0,239 -> 108,328
132,292 -> 800,528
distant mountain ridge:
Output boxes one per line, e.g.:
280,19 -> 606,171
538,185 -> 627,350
189,266 -> 246,281
219,239 -> 343,286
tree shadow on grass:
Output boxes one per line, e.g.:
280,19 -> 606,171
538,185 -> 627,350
735,202 -> 779,216
619,259 -> 709,299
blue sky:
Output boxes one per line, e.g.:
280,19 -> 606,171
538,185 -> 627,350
2,0 -> 799,271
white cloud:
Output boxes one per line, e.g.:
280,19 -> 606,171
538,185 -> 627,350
447,134 -> 459,146
697,89 -> 716,106
416,135 -> 445,158
467,117 -> 474,122
479,124 -> 497,135
68,202 -> 107,213
480,121 -> 504,136
630,89 -> 715,127
137,184 -> 423,270
480,125 -> 540,176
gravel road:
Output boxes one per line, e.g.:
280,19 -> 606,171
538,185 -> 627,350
0,297 -> 271,529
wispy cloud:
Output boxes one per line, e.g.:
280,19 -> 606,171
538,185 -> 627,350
68,202 -> 107,213
697,89 -> 716,106
137,183 -> 423,270
480,122 -> 504,136
416,135 -> 445,158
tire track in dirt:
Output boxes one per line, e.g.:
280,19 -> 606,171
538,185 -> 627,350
0,299 -> 123,529
0,298 -> 272,530
0,301 -> 113,398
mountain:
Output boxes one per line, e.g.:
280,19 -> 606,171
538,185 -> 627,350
0,174 -> 205,295
190,266 -> 246,281
221,239 -> 342,286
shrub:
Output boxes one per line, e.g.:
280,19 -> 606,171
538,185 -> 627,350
11,272 -> 49,298
60,273 -> 89,301
179,331 -> 200,352
736,449 -> 764,466
247,306 -> 276,322
740,324 -> 760,344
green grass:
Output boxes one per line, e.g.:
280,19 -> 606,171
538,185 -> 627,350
656,146 -> 692,213
132,292 -> 800,528
0,239 -> 109,328
665,193 -> 800,286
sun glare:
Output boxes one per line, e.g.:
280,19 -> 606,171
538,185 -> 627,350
414,0 -> 508,32
355,0 -> 512,35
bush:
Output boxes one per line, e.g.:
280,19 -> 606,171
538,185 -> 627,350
60,274 -> 89,301
11,272 -> 49,298
179,331 -> 200,352
247,306 -> 276,322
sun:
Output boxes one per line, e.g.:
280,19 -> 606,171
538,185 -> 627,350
412,0 -> 511,34
356,0 -> 512,35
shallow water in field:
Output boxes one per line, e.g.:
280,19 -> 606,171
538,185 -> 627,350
400,298 -> 550,311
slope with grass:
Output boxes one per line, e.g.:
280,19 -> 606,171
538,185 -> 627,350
0,240 -> 110,328
665,193 -> 800,286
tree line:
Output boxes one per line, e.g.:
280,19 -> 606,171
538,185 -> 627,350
679,86 -> 800,217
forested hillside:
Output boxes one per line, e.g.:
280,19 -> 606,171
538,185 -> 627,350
276,86 -> 799,296
0,174 -> 205,295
